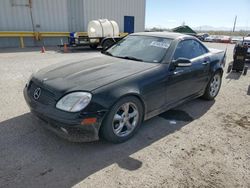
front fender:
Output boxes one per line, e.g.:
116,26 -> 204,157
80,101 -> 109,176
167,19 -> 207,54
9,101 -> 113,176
91,81 -> 145,112
89,64 -> 167,120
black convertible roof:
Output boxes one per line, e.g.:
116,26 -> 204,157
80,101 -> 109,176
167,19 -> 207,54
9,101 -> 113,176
131,32 -> 194,40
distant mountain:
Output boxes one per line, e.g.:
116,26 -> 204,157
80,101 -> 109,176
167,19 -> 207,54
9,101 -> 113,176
145,25 -> 250,33
193,25 -> 250,31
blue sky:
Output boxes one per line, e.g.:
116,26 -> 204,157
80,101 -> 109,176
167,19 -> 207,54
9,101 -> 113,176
146,0 -> 250,30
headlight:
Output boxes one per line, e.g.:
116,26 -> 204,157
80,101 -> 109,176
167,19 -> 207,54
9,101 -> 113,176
56,92 -> 92,112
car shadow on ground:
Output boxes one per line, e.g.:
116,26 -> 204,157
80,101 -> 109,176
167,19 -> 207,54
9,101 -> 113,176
0,99 -> 214,188
225,60 -> 250,80
225,71 -> 242,80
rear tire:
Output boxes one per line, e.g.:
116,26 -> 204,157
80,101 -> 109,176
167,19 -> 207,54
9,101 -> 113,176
102,38 -> 114,50
89,44 -> 98,49
202,72 -> 222,100
100,96 -> 143,143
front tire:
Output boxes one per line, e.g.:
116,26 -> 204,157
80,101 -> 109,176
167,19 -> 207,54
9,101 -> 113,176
100,96 -> 143,143
202,72 -> 222,100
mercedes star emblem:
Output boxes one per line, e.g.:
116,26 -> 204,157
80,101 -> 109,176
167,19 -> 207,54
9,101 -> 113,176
33,88 -> 41,100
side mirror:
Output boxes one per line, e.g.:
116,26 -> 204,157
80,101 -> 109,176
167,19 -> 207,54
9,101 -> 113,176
173,58 -> 192,67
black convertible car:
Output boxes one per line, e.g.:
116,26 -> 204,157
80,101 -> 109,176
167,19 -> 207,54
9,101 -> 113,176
24,32 -> 225,143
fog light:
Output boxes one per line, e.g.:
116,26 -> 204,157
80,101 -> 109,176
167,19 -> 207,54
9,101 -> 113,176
81,118 -> 97,125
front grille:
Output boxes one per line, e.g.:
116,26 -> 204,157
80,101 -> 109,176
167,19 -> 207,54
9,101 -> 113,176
28,81 -> 56,105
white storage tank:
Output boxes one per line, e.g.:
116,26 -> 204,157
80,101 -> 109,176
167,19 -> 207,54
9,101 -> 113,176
88,19 -> 119,43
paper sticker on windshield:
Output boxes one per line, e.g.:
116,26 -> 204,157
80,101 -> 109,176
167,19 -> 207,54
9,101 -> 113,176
150,41 -> 170,49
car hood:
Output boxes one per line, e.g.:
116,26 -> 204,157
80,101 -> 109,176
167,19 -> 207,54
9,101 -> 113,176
33,54 -> 158,93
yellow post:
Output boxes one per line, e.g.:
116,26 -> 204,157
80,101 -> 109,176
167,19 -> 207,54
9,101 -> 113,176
20,36 -> 24,48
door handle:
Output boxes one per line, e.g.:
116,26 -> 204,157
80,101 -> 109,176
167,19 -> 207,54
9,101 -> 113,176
173,70 -> 184,75
202,60 -> 210,65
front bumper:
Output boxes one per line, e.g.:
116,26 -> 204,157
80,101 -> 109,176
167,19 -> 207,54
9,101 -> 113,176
23,85 -> 106,142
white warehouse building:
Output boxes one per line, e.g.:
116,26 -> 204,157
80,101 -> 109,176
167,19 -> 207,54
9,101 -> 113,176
0,0 -> 146,47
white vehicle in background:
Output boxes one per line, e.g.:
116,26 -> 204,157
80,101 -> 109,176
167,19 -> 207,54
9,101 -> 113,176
196,33 -> 209,41
231,36 -> 243,44
204,35 -> 215,42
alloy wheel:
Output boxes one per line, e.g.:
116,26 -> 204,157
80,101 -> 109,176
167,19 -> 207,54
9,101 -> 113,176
209,74 -> 221,97
112,102 -> 139,137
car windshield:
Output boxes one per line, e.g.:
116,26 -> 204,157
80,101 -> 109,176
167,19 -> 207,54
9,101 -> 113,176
105,35 -> 173,63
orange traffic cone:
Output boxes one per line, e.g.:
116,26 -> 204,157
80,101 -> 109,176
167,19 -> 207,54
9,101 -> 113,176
41,46 -> 45,53
63,43 -> 68,53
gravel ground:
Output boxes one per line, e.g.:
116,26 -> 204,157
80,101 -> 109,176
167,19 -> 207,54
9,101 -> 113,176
0,43 -> 249,188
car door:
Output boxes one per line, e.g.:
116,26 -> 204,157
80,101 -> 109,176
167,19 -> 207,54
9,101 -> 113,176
166,39 -> 210,105
188,40 -> 210,93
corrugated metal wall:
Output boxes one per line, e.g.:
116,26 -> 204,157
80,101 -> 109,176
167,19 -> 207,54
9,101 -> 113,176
0,0 -> 33,31
67,0 -> 85,32
32,0 -> 69,31
82,0 -> 145,33
0,0 -> 145,47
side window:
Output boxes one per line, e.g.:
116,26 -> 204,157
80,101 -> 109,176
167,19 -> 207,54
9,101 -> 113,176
173,40 -> 207,60
173,40 -> 190,60
192,40 -> 207,58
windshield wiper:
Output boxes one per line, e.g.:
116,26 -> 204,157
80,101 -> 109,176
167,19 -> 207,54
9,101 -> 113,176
101,51 -> 113,56
102,52 -> 143,62
117,56 -> 143,62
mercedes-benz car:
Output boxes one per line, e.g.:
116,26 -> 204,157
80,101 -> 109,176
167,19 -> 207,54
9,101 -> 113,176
24,32 -> 226,143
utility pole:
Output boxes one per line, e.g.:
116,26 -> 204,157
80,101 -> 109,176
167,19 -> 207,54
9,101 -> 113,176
232,16 -> 237,32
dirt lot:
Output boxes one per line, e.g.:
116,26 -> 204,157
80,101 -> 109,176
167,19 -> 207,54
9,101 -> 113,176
0,43 -> 249,188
